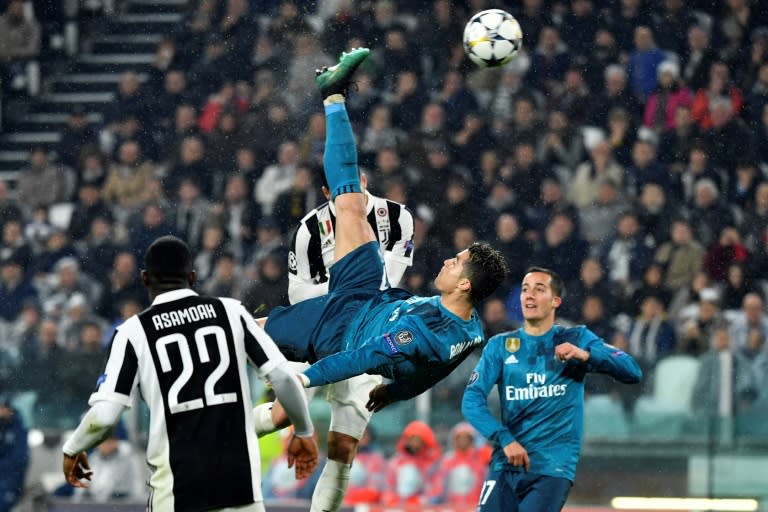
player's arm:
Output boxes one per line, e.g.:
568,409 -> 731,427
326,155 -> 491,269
63,327 -> 138,487
555,327 -> 643,384
461,337 -> 516,449
382,205 -> 415,288
288,222 -> 329,304
386,349 -> 469,402
239,308 -> 314,436
239,307 -> 319,478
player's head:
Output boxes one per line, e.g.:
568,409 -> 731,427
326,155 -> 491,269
520,266 -> 564,323
141,235 -> 196,294
321,168 -> 366,200
435,242 -> 507,305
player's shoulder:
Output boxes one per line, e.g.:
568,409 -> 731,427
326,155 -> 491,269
299,201 -> 331,224
553,324 -> 592,345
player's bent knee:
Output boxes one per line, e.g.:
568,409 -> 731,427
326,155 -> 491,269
327,431 -> 359,463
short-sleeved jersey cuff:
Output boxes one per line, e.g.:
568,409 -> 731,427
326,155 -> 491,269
254,355 -> 283,379
89,391 -> 133,408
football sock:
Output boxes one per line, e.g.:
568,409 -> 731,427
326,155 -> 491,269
252,402 -> 277,437
323,98 -> 360,201
310,459 -> 351,512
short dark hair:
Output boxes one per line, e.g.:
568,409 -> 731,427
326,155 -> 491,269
524,266 -> 565,298
463,242 -> 508,304
144,236 -> 192,283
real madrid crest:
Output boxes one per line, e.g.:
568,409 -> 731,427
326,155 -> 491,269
505,337 -> 520,353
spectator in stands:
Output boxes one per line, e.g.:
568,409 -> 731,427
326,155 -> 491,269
658,105 -> 701,176
627,26 -> 667,100
343,426 -> 386,506
0,0 -> 40,95
60,321 -> 105,412
381,420 -> 441,507
21,319 -> 68,427
589,65 -> 643,128
482,297 -> 517,338
561,257 -> 620,323
692,61 -> 744,130
677,287 -> 726,357
102,70 -> 147,131
42,257 -> 102,320
242,250 -> 287,314
427,422 -> 486,507
570,137 -> 624,210
692,326 -> 757,417
67,182 -> 113,242
164,135 -> 211,199
0,181 -> 23,236
702,96 -> 755,177
0,395 -> 28,512
527,25 -> 571,95
677,141 -> 724,207
202,251 -> 244,300
654,218 -> 706,291
360,105 -> 405,167
297,113 -> 326,168
627,262 -> 672,316
681,25 -> 718,92
533,212 -> 589,283
536,109 -> 583,176
57,106 -> 97,171
272,165 -> 318,236
626,294 -> 677,365
213,173 -> 261,262
643,61 -> 692,134
729,161 -> 763,212
599,210 -> 654,295
101,140 -> 155,223
729,292 -> 768,351
17,146 -> 72,212
75,150 -> 108,190
171,178 -> 211,251
703,226 -> 750,283
96,250 -> 144,321
255,141 -> 299,216
0,254 -> 36,322
493,212 -> 533,287
689,179 -> 736,251
0,219 -> 32,270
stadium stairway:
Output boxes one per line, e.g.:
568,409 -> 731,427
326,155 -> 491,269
0,0 -> 186,183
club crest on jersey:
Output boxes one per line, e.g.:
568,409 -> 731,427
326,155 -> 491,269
395,330 -> 413,345
288,251 -> 297,271
467,371 -> 479,385
505,337 -> 521,353
377,207 -> 387,217
318,219 -> 333,236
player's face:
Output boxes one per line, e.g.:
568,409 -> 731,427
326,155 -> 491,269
435,249 -> 470,292
520,272 -> 561,322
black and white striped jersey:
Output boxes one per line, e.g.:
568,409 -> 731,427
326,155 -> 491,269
90,289 -> 285,512
287,191 -> 415,304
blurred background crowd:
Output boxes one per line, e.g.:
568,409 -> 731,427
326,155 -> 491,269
2,0 -> 768,508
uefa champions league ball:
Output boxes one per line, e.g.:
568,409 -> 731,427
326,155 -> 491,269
463,9 -> 523,68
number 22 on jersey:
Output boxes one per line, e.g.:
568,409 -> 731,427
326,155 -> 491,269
156,325 -> 237,414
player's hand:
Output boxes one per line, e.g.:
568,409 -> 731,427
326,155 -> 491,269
63,452 -> 93,488
286,434 -> 319,480
366,384 -> 393,412
503,441 -> 530,472
555,342 -> 589,363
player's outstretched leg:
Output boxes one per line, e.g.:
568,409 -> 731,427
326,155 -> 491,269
317,48 -> 376,262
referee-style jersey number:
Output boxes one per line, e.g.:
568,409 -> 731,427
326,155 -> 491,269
157,325 -> 237,414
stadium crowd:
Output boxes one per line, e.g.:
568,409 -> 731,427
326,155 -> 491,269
3,0 -> 768,506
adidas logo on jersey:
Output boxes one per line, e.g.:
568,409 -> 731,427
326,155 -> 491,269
505,354 -> 518,364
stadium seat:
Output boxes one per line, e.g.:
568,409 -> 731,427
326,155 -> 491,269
632,355 -> 700,439
583,394 -> 630,441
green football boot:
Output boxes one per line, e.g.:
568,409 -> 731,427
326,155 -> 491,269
315,47 -> 371,98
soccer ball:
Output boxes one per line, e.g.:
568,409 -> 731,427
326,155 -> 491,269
463,9 -> 523,68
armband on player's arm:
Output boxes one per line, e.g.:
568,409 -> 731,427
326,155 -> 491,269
62,400 -> 125,456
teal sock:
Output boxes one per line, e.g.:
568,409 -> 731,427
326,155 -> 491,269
323,102 -> 361,200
